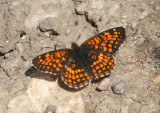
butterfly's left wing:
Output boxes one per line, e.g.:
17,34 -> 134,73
83,50 -> 115,79
81,27 -> 125,54
32,49 -> 72,75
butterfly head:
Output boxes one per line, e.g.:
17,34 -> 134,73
71,42 -> 79,49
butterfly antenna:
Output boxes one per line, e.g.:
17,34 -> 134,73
75,26 -> 87,43
54,43 -> 57,51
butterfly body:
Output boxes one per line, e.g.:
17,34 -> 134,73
71,42 -> 93,77
32,27 -> 125,89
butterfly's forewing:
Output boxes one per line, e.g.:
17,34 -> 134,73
81,27 -> 125,54
32,49 -> 72,75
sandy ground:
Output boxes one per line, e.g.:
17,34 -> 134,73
0,0 -> 160,113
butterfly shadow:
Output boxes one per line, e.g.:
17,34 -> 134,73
25,67 -> 85,92
25,66 -> 58,82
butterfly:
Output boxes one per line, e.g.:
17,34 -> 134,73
32,27 -> 125,89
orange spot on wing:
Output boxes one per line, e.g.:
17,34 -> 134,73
80,74 -> 84,77
62,57 -> 66,61
73,84 -> 78,87
95,45 -> 99,49
68,79 -> 72,83
102,67 -> 106,70
82,78 -> 86,81
47,66 -> 50,70
96,66 -> 100,70
58,63 -> 63,68
42,65 -> 46,70
42,61 -> 46,64
45,53 -> 50,57
98,70 -> 102,73
103,59 -> 108,63
68,74 -> 71,78
100,63 -> 103,68
56,59 -> 60,63
108,48 -> 112,52
57,52 -> 61,57
65,79 -> 68,82
72,70 -> 75,75
110,40 -> 113,43
103,47 -> 107,51
87,76 -> 91,80
39,59 -> 43,62
53,64 -> 56,68
94,73 -> 98,77
93,62 -> 97,65
39,65 -> 42,68
49,62 -> 52,66
101,43 -> 106,46
56,67 -> 60,71
77,69 -> 81,73
77,79 -> 81,82
84,73 -> 88,76
97,37 -> 101,41
76,74 -> 79,78
107,35 -> 112,38
104,32 -> 110,35
113,35 -> 118,37
94,38 -> 100,43
108,44 -> 112,47
68,82 -> 73,86
115,41 -> 118,45
91,40 -> 95,45
109,62 -> 112,65
92,69 -> 96,73
73,81 -> 77,84
72,75 -> 76,79
101,35 -> 107,40
114,32 -> 118,34
103,62 -> 107,65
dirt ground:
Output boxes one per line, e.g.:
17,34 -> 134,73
0,0 -> 160,113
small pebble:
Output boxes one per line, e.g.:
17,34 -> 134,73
152,75 -> 160,84
112,80 -> 126,95
97,78 -> 110,91
46,105 -> 56,113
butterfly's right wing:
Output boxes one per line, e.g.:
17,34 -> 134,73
32,49 -> 72,75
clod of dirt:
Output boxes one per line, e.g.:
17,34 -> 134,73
37,17 -> 62,36
112,80 -> 126,95
96,78 -> 110,91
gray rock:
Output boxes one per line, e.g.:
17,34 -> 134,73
112,80 -> 126,95
38,17 -> 62,35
